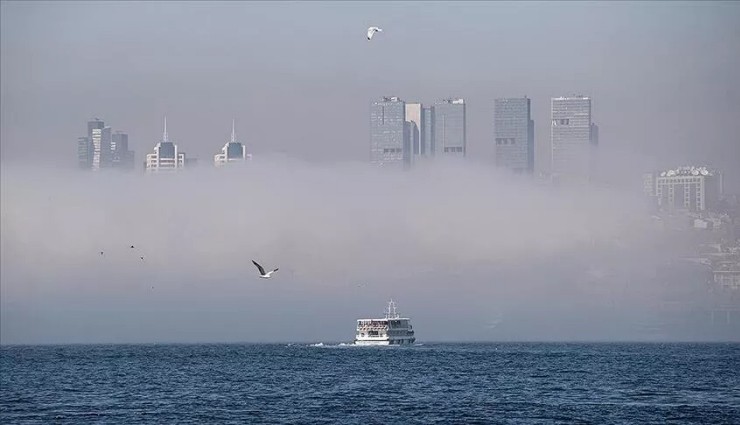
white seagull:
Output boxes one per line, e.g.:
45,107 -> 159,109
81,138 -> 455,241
367,26 -> 382,40
252,260 -> 279,279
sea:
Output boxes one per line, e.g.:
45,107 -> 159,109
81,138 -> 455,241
1,343 -> 739,424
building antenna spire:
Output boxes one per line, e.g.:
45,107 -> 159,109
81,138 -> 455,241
163,116 -> 168,143
231,119 -> 236,144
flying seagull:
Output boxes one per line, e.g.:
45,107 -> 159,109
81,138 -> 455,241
252,260 -> 278,279
367,26 -> 382,40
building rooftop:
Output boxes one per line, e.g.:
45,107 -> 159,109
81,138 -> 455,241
658,166 -> 715,177
552,95 -> 591,100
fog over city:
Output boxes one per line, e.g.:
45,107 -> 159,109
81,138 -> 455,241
1,2 -> 739,343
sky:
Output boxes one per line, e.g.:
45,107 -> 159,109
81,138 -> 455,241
1,1 -> 739,181
1,1 -> 739,343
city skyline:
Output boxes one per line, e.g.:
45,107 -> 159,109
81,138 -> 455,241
78,118 -> 134,171
2,2 -> 738,190
78,95 -> 558,173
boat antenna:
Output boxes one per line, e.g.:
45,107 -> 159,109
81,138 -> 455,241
386,299 -> 398,319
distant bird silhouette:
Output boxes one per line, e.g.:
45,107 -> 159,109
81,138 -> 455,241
100,251 -> 104,256
252,260 -> 278,279
130,245 -> 135,249
140,256 -> 145,261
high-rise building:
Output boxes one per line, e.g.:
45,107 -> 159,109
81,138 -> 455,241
145,117 -> 185,172
87,119 -> 106,170
494,97 -> 534,173
214,120 -> 250,167
101,126 -> 112,168
90,127 -> 110,170
370,96 -> 410,166
651,166 -> 723,212
405,103 -> 424,159
78,118 -> 133,170
590,123 -> 599,147
110,131 -> 120,152
87,118 -> 104,142
550,96 -> 595,183
112,131 -> 135,170
422,106 -> 434,156
403,121 -> 414,165
433,98 -> 466,157
77,136 -> 92,169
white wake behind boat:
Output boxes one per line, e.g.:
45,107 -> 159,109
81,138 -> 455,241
354,300 -> 416,346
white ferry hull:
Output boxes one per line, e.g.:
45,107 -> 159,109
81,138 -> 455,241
354,340 -> 391,346
353,337 -> 415,346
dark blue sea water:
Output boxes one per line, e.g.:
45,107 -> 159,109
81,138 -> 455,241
1,343 -> 739,424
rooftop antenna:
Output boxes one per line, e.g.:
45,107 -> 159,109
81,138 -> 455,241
231,119 -> 236,144
163,116 -> 168,143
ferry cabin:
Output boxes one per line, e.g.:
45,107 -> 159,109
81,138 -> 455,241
355,318 -> 415,345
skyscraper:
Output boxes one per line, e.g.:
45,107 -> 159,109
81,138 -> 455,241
550,96 -> 595,183
405,103 -> 424,159
214,120 -> 249,167
90,127 -> 112,170
370,96 -> 410,166
101,126 -> 112,168
145,117 -> 185,172
87,118 -> 106,170
590,123 -> 599,147
494,97 -> 534,173
112,131 -> 135,170
78,118 -> 133,170
422,106 -> 434,156
433,98 -> 466,157
87,118 -> 104,142
77,136 -> 92,169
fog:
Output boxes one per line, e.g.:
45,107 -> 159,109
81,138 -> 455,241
2,1 -> 739,343
4,160 -> 728,344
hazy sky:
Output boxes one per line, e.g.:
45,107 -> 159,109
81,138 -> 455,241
1,1 -> 739,344
1,1 -> 739,184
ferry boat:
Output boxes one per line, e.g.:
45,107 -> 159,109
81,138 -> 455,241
354,300 -> 416,346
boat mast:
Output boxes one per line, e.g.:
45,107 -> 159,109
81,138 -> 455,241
386,299 -> 399,319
